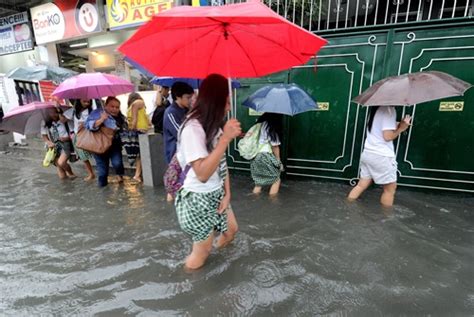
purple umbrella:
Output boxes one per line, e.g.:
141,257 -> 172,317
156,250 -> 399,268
52,73 -> 134,99
0,102 -> 69,135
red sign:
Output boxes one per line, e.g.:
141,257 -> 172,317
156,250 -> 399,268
39,80 -> 65,104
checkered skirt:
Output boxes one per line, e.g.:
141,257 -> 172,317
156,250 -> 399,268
250,152 -> 281,186
175,187 -> 228,242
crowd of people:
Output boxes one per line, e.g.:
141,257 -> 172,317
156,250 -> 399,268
39,73 -> 409,269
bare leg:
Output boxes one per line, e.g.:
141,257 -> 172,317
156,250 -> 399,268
56,164 -> 67,179
269,179 -> 281,195
381,182 -> 397,207
253,186 -> 262,194
133,158 -> 142,182
57,153 -> 75,179
185,232 -> 214,270
347,178 -> 372,201
83,160 -> 95,181
216,208 -> 239,249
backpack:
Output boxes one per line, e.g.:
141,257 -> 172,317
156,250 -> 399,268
237,123 -> 263,160
163,153 -> 191,197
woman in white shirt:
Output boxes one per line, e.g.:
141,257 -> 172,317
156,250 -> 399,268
348,106 -> 411,207
63,99 -> 95,181
251,113 -> 284,195
175,74 -> 241,270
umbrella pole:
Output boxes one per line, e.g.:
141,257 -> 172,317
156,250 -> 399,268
228,77 -> 234,118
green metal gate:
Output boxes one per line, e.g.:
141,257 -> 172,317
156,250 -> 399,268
229,22 -> 474,193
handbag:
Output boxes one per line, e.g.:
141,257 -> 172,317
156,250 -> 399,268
42,147 -> 56,167
75,125 -> 115,154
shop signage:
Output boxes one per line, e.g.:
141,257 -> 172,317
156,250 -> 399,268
30,0 -> 102,45
107,0 -> 174,30
0,12 -> 34,56
439,101 -> 464,112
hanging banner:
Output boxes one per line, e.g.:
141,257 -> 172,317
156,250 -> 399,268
0,12 -> 34,56
106,0 -> 173,30
30,0 -> 102,45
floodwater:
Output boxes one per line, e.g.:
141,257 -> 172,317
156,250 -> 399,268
0,155 -> 473,316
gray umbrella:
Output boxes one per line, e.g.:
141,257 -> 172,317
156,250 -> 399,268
6,65 -> 78,83
353,71 -> 472,106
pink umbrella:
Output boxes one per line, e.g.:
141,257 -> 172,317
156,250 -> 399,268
52,73 -> 134,99
0,102 -> 69,135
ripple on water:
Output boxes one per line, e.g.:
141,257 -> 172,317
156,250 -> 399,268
251,260 -> 283,288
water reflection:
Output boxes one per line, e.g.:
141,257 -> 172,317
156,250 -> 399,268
0,156 -> 473,315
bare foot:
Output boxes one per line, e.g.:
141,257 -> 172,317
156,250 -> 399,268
84,174 -> 95,181
132,176 -> 142,183
166,193 -> 174,202
252,186 -> 262,194
67,174 -> 77,180
117,176 -> 124,183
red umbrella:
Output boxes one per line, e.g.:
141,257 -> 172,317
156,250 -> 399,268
118,0 -> 327,78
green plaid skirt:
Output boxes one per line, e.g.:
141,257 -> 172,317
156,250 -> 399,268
250,152 -> 281,186
175,187 -> 228,242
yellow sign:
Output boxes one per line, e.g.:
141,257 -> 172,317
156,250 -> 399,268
248,108 -> 263,116
106,0 -> 173,30
316,102 -> 329,111
439,101 -> 464,112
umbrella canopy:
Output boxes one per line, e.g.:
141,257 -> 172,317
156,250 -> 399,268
118,1 -> 327,78
242,83 -> 318,116
0,102 -> 69,135
52,73 -> 134,99
151,76 -> 241,89
353,71 -> 472,106
6,65 -> 77,83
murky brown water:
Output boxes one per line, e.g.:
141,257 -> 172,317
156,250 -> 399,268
1,155 -> 473,315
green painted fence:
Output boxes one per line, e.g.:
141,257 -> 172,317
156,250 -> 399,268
228,22 -> 474,193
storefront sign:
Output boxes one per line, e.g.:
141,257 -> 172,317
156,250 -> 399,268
30,0 -> 102,45
0,12 -> 34,56
316,102 -> 329,111
107,0 -> 174,30
439,101 -> 464,112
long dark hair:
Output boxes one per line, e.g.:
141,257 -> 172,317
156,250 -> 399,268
367,106 -> 380,132
257,112 -> 283,143
72,99 -> 92,119
127,92 -> 143,107
182,74 -> 229,151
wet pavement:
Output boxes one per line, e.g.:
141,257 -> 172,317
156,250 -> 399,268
0,154 -> 473,316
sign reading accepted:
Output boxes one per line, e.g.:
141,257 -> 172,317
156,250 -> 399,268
0,12 -> 33,56
107,0 -> 174,30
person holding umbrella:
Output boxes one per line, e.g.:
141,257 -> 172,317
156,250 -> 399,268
63,99 -> 95,181
85,97 -> 127,187
41,107 -> 77,180
250,113 -> 284,195
348,106 -> 411,207
175,74 -> 240,270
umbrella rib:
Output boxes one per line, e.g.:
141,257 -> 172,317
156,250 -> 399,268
228,31 -> 259,76
232,24 -> 310,63
156,24 -> 223,75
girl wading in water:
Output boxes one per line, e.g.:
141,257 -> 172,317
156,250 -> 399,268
348,106 -> 411,207
175,74 -> 241,270
250,113 -> 284,195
